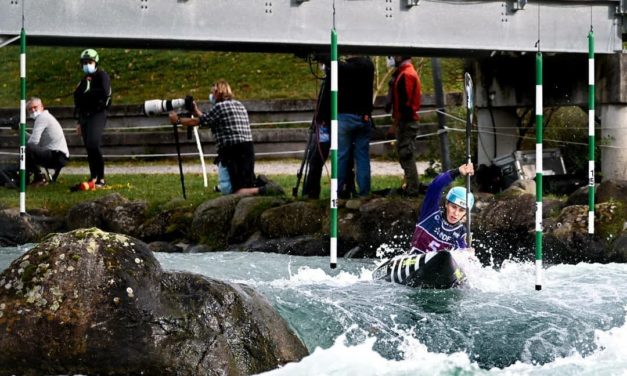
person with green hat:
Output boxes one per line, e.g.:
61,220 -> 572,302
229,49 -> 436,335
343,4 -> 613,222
73,48 -> 111,188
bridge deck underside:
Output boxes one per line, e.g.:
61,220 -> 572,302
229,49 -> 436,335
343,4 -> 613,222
0,0 -> 623,55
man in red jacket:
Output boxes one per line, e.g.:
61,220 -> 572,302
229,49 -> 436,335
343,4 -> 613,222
387,56 -> 422,196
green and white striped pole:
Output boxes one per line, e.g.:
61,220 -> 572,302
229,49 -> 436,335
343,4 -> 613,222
588,30 -> 595,234
535,51 -> 543,291
329,28 -> 338,269
19,27 -> 27,215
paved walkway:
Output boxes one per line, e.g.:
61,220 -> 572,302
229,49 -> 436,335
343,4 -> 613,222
62,160 -> 431,176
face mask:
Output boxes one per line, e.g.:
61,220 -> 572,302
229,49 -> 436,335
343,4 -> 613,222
209,94 -> 216,105
83,63 -> 96,74
386,56 -> 396,68
29,110 -> 41,120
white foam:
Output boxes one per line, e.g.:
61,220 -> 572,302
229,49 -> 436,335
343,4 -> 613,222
257,307 -> 627,376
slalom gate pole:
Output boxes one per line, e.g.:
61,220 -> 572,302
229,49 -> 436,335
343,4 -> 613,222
588,30 -> 595,234
19,27 -> 26,215
329,27 -> 338,269
172,124 -> 187,199
464,73 -> 474,247
535,51 -> 543,291
192,126 -> 208,188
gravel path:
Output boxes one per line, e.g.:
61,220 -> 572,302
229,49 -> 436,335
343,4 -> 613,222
61,160 -> 430,176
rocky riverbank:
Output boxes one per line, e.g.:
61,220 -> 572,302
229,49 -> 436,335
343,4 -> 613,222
1,178 -> 625,265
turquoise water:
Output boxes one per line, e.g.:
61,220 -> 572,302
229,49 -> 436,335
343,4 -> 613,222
2,246 -> 627,375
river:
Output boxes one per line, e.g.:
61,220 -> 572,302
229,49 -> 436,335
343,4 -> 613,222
2,245 -> 626,376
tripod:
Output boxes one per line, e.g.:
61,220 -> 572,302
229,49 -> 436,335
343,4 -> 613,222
292,73 -> 329,198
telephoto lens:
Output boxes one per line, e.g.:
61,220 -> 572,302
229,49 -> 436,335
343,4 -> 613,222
142,99 -> 186,116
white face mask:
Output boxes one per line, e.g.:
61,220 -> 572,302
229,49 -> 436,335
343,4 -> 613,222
83,63 -> 96,74
29,110 -> 41,120
386,56 -> 396,68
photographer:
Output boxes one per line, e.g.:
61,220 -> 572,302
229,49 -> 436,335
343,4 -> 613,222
25,97 -> 70,186
169,79 -> 283,196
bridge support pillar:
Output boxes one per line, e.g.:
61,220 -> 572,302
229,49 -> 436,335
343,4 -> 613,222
476,108 -> 519,166
599,104 -> 627,181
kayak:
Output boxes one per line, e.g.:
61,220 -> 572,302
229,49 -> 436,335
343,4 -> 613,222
372,250 -> 466,289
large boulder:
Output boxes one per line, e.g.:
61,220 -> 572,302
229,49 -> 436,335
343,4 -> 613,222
0,208 -> 65,246
136,198 -> 194,242
0,228 -> 307,375
228,196 -> 287,244
473,193 -> 536,264
597,180 -> 627,214
544,202 -> 626,263
260,201 -> 326,238
191,195 -> 243,250
356,197 -> 421,257
612,232 -> 627,262
66,193 -> 148,237
238,234 -> 330,256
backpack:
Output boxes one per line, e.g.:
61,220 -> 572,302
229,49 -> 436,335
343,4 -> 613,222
0,165 -> 19,189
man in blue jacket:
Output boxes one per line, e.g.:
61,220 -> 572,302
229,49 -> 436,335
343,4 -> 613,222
409,163 -> 475,254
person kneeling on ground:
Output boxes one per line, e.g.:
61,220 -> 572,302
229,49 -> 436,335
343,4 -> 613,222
169,79 -> 283,196
408,163 -> 475,254
25,97 -> 70,186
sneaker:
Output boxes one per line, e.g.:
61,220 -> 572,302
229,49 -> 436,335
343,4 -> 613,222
259,181 -> 285,196
94,180 -> 106,189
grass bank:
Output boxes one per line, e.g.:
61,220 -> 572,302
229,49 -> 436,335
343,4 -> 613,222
0,173 -> 408,215
0,46 -> 464,107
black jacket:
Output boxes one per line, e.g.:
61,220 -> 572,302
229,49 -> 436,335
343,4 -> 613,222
73,69 -> 111,118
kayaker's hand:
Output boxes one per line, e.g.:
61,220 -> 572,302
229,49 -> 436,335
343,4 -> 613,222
459,163 -> 474,177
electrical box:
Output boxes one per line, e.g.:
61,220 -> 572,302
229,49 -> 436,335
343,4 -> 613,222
491,148 -> 567,190
513,149 -> 567,179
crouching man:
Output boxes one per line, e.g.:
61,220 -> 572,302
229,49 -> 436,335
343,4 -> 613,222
25,97 -> 70,185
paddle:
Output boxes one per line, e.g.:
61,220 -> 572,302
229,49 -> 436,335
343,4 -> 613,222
464,72 -> 474,247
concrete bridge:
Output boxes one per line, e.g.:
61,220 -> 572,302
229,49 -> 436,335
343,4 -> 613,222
1,0 -> 626,179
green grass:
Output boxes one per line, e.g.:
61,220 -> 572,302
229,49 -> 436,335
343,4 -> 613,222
0,46 -> 464,107
0,172 -> 408,214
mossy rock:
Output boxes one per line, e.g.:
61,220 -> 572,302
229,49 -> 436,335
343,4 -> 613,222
259,201 -> 325,238
228,196 -> 287,244
191,195 -> 243,250
0,228 -> 308,375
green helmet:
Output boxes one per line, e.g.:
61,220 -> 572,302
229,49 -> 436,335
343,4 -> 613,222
80,49 -> 99,63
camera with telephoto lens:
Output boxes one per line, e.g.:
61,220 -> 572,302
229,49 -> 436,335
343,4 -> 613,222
142,95 -> 195,116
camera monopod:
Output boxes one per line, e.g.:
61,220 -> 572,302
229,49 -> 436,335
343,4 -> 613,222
144,96 -> 199,199
173,122 -> 187,199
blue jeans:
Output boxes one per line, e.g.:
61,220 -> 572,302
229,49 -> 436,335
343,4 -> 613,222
217,162 -> 232,195
338,113 -> 371,196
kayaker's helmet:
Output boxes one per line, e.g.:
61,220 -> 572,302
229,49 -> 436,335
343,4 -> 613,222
80,49 -> 99,63
445,186 -> 474,210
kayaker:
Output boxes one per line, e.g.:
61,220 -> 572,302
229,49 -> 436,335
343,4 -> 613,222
408,163 -> 475,254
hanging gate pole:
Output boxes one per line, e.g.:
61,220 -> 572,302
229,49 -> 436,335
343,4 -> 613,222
329,28 -> 338,269
19,27 -> 27,215
588,30 -> 595,234
535,52 -> 543,291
